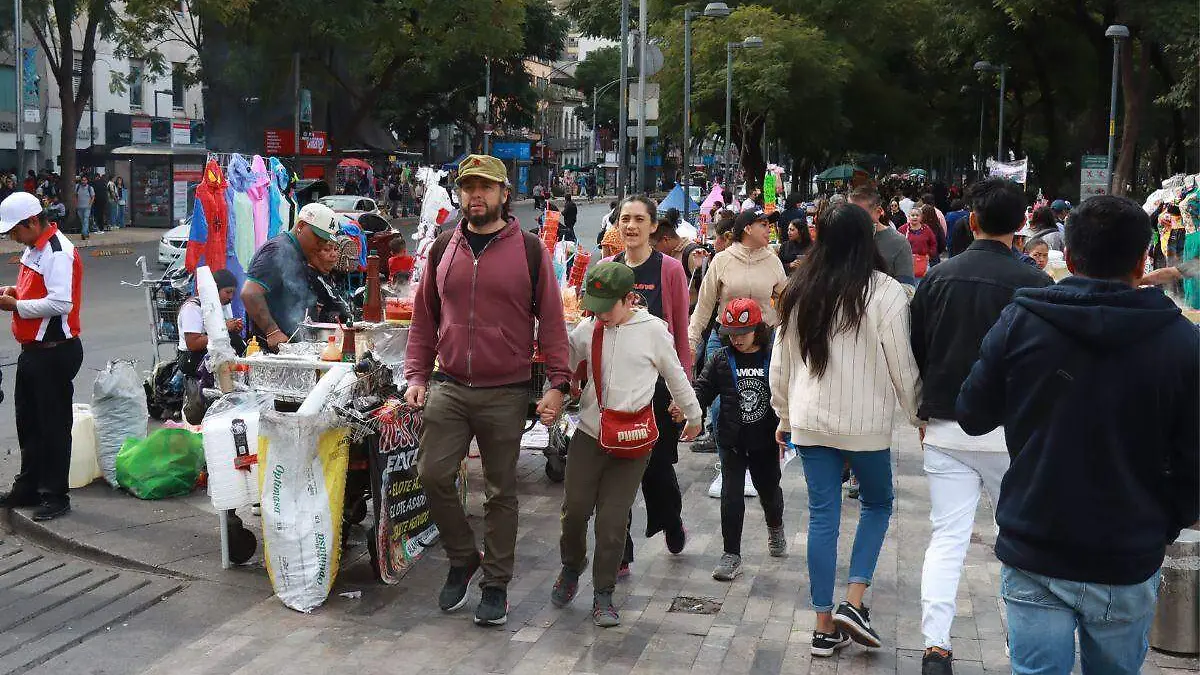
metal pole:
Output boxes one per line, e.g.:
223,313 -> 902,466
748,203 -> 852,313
293,51 -> 300,167
591,87 -> 597,166
996,65 -> 1006,161
1106,39 -> 1120,193
617,0 -> 629,199
483,57 -> 491,154
14,0 -> 22,179
725,43 -> 732,188
635,0 -> 647,193
977,92 -> 985,178
682,9 -> 692,206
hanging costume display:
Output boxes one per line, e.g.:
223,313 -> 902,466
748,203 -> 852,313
249,155 -> 272,249
185,159 -> 230,272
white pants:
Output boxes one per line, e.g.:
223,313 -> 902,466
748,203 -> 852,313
920,445 -> 1009,651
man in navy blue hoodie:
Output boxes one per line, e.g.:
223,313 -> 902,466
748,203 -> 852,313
956,195 -> 1198,675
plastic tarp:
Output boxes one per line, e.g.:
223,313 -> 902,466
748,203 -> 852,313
659,184 -> 701,219
93,360 -> 149,487
700,183 -> 726,214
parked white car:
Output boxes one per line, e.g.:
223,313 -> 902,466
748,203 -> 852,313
158,221 -> 189,268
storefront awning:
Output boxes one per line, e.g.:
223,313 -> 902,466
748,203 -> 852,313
110,144 -> 210,156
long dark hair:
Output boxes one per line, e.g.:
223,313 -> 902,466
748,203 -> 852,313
777,204 -> 886,379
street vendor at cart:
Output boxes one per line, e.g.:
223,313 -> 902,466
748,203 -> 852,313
241,202 -> 341,350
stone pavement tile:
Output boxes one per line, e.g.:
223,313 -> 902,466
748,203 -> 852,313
1150,650 -> 1200,672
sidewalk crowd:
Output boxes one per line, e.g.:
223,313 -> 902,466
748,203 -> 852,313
400,155 -> 1198,675
0,151 -> 1195,675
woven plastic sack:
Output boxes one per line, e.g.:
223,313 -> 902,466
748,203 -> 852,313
115,428 -> 205,500
93,360 -> 149,487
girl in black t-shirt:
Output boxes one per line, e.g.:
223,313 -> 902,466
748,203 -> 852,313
674,297 -> 786,582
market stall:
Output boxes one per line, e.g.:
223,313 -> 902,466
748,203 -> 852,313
139,165 -> 584,613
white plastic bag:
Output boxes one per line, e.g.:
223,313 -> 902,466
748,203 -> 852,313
257,366 -> 354,613
202,392 -> 270,510
93,360 -> 148,487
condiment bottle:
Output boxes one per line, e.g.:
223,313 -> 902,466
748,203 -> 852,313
340,325 -> 357,363
363,255 -> 383,322
244,337 -> 261,357
320,335 -> 342,361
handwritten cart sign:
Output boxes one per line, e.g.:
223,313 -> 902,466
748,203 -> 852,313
986,157 -> 1028,184
369,402 -> 443,584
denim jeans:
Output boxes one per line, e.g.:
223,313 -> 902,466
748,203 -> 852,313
798,446 -> 894,612
78,206 -> 91,237
704,331 -> 723,442
1001,565 -> 1161,675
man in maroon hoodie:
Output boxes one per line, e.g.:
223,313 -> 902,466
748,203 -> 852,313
405,154 -> 570,627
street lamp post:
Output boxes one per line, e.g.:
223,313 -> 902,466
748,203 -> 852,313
974,60 -> 1006,162
483,57 -> 491,154
14,0 -> 23,179
592,77 -> 622,167
617,0 -> 630,199
725,37 -> 764,188
683,2 -> 730,209
1105,25 -> 1129,194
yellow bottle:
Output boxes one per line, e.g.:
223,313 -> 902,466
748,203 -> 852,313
244,336 -> 261,357
320,336 -> 343,362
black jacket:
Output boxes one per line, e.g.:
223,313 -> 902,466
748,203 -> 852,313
694,346 -> 777,452
910,239 -> 1054,420
956,277 -> 1199,585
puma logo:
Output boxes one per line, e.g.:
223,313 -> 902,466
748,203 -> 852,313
616,423 -> 650,443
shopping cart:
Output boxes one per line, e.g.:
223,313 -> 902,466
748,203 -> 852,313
527,347 -> 572,483
122,256 -> 191,367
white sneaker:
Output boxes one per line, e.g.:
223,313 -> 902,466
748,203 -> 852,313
743,471 -> 758,498
707,473 -> 722,499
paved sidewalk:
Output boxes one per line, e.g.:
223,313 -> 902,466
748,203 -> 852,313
87,425 -> 1192,675
0,227 -> 165,255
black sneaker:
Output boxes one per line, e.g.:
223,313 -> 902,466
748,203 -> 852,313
32,500 -> 70,522
0,491 -> 41,508
437,552 -> 482,612
922,648 -> 953,675
665,526 -> 687,555
474,586 -> 508,626
833,601 -> 882,648
811,629 -> 852,657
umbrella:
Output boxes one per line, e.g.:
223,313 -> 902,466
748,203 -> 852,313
814,164 -> 865,182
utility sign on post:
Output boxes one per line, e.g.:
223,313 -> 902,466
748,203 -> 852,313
1080,155 -> 1110,202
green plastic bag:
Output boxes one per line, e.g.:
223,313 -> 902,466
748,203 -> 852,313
115,428 -> 205,500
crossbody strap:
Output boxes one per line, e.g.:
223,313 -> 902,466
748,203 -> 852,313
591,321 -> 605,409
724,346 -> 771,389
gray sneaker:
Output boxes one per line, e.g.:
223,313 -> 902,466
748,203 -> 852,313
593,591 -> 620,627
767,525 -> 788,557
550,566 -> 582,608
712,553 -> 743,581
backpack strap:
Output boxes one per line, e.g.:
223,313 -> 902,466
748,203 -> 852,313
426,228 -> 455,326
520,230 -> 543,317
591,321 -> 605,409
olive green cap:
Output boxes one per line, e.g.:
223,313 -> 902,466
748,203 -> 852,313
456,154 -> 508,185
581,262 -> 636,313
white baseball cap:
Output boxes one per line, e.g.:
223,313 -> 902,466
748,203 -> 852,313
0,192 -> 43,234
297,202 -> 338,240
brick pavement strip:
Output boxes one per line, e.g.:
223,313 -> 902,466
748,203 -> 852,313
132,427 -> 1198,675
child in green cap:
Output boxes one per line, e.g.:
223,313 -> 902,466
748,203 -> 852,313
545,261 -> 703,628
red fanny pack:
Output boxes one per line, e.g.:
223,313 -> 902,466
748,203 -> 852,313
591,321 -> 658,459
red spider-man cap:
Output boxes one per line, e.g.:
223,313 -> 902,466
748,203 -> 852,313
718,297 -> 763,335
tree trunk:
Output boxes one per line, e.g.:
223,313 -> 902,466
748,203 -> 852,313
1112,39 -> 1148,197
58,91 -> 78,213
738,116 -> 766,191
